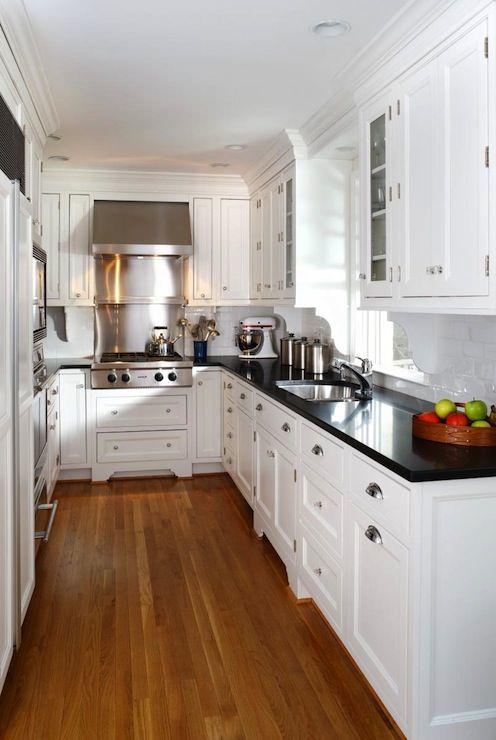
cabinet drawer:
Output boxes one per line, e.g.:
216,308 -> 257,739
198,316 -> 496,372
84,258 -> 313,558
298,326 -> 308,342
96,394 -> 187,428
300,464 -> 343,560
223,445 -> 235,476
223,376 -> 235,401
235,381 -> 253,415
300,423 -> 344,489
46,376 -> 60,418
223,420 -> 236,450
254,393 -> 297,451
350,454 -> 410,541
97,430 -> 187,463
224,398 -> 236,422
299,524 -> 343,634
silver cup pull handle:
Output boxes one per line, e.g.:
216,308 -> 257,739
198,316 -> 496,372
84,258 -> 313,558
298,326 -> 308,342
364,525 -> 383,545
311,444 -> 323,456
366,482 -> 383,500
281,422 -> 291,432
256,403 -> 263,411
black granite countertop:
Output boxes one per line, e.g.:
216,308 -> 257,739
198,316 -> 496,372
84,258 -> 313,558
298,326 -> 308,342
193,356 -> 496,483
44,357 -> 93,385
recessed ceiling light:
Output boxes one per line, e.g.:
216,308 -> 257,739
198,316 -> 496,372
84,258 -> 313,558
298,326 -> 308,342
48,155 -> 70,162
210,162 -> 230,168
311,20 -> 351,38
225,144 -> 246,151
47,133 -> 62,141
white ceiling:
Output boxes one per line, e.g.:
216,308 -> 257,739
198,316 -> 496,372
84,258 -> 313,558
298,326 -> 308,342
23,0 -> 409,174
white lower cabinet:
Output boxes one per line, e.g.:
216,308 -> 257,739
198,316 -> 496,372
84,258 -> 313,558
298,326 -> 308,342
299,523 -> 343,635
235,408 -> 254,504
346,502 -> 408,728
254,424 -> 297,567
195,370 -> 221,459
59,370 -> 88,467
97,429 -> 187,464
18,405 -> 34,623
47,406 -> 60,496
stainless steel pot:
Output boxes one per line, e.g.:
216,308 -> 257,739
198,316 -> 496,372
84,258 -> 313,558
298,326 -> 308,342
293,337 -> 309,370
304,339 -> 331,375
280,333 -> 296,365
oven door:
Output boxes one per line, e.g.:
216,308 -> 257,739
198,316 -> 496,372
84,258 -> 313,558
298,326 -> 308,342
33,387 -> 47,473
33,245 -> 47,342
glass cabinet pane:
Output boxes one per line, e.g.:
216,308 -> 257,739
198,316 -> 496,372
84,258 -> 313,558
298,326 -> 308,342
284,177 -> 294,290
369,113 -> 387,282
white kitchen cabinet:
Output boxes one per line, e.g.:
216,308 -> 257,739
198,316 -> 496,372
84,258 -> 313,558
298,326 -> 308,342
346,502 -> 408,728
42,193 -> 61,301
280,165 -> 295,299
261,177 -> 280,300
254,424 -> 297,566
69,194 -> 91,301
59,370 -> 87,466
235,408 -> 254,504
196,370 -> 221,459
359,16 -> 490,311
192,198 -> 213,302
18,404 -> 34,622
250,193 -> 262,298
220,198 -> 250,301
23,120 -> 42,244
47,408 -> 60,495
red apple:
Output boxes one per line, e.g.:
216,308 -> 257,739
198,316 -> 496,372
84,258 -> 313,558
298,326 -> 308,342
417,411 -> 441,424
446,412 -> 469,426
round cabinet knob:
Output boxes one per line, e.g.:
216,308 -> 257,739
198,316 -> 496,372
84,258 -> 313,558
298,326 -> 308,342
240,393 -> 246,400
198,380 -> 203,386
121,372 -> 131,383
113,445 -> 119,450
107,373 -> 117,384
314,568 -> 322,577
166,408 -> 171,413
222,286 -> 227,291
154,372 -> 164,382
111,410 -> 118,415
75,292 -> 81,298
256,403 -> 263,411
168,372 -> 177,382
166,443 -> 172,448
201,293 -> 205,298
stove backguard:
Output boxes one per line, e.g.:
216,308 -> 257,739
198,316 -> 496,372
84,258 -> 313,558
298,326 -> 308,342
94,303 -> 184,357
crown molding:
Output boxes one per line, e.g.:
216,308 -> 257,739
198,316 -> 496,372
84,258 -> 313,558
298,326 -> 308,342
0,0 -> 59,138
42,167 -> 249,198
243,129 -> 307,191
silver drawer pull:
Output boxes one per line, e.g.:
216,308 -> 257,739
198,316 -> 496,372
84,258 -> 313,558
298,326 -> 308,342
314,500 -> 323,509
51,388 -> 58,395
227,432 -> 233,439
366,482 -> 383,500
227,406 -> 233,413
364,525 -> 383,545
166,408 -> 171,413
240,393 -> 246,400
281,422 -> 291,432
111,410 -> 118,415
314,567 -> 322,576
256,403 -> 263,411
227,383 -> 233,389
267,450 -> 275,458
113,445 -> 119,450
311,444 -> 323,456
50,423 -> 55,431
166,443 -> 172,448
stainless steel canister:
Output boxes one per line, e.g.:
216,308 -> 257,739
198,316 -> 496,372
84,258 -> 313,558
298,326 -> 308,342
304,339 -> 331,375
280,333 -> 296,365
293,337 -> 309,370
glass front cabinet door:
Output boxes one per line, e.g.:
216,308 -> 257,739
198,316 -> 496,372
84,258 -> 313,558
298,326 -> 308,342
360,96 -> 393,298
281,166 -> 295,299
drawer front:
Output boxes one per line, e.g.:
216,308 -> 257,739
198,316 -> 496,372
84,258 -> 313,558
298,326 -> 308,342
254,393 -> 297,451
223,445 -> 235,476
96,395 -> 187,428
235,381 -> 254,415
300,423 -> 345,489
224,398 -> 236,422
350,454 -> 410,541
97,430 -> 187,463
300,464 -> 343,560
223,420 -> 236,450
46,376 -> 60,417
300,524 -> 343,633
223,376 -> 235,401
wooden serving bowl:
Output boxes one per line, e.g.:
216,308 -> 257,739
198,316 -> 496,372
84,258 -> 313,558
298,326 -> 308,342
412,402 -> 496,447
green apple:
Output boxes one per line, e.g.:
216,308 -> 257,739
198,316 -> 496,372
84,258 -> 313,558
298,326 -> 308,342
434,398 -> 456,419
471,420 -> 491,428
465,399 -> 488,422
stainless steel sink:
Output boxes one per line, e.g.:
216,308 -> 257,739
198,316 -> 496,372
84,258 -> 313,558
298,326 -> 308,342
276,381 -> 359,402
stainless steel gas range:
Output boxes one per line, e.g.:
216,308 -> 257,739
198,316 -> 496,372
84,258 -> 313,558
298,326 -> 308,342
91,352 -> 193,389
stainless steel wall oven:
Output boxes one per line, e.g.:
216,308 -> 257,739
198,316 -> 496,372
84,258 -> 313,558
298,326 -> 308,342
33,244 -> 47,343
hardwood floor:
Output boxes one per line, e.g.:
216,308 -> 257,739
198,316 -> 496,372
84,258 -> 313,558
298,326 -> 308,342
0,474 -> 403,739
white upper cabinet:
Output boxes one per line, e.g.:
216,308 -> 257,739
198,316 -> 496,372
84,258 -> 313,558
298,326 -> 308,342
192,197 -> 213,302
42,193 -> 61,301
280,166 -> 295,299
359,14 -> 491,312
250,194 -> 262,299
360,96 -> 393,298
69,194 -> 91,301
220,198 -> 250,301
23,120 -> 42,244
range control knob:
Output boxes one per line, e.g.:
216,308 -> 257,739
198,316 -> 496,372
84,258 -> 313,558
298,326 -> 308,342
168,371 -> 177,382
121,372 -> 131,383
107,372 -> 117,384
154,372 -> 164,382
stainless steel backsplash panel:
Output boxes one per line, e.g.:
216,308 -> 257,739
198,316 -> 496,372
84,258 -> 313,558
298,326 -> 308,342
95,304 -> 184,355
94,255 -> 184,303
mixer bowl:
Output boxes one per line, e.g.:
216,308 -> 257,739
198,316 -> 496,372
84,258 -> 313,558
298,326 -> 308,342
237,329 -> 263,355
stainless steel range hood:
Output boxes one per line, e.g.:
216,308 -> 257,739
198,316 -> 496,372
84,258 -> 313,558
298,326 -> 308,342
92,200 -> 192,256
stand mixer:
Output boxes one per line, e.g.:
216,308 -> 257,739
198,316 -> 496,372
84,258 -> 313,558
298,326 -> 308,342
236,317 -> 278,360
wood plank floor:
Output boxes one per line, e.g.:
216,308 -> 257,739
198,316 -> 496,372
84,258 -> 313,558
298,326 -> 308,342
0,474 -> 403,739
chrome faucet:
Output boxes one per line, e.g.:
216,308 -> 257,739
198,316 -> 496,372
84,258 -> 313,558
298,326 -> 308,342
337,357 -> 373,400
